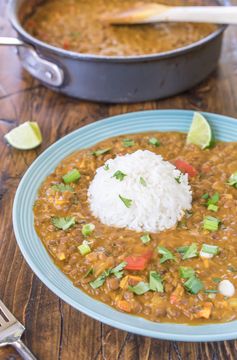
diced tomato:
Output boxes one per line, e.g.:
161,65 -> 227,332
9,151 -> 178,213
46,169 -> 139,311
63,41 -> 70,50
174,159 -> 197,177
124,250 -> 153,271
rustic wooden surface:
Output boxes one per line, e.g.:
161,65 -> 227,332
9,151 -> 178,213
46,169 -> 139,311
1,0 -> 237,359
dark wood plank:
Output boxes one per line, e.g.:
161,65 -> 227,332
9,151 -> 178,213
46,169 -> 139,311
1,0 -> 237,358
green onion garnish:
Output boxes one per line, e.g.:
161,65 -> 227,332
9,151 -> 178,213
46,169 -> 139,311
201,244 -> 220,255
212,277 -> 221,283
148,137 -> 160,147
122,139 -> 135,148
82,223 -> 95,237
176,246 -> 189,254
128,281 -> 150,295
83,267 -> 93,278
111,262 -> 127,279
202,193 -> 209,200
227,171 -> 237,188
157,246 -> 176,264
104,164 -> 109,171
119,195 -> 132,208
63,169 -> 81,184
184,276 -> 203,294
140,176 -> 147,187
179,266 -> 195,279
113,170 -> 127,181
92,148 -> 111,157
208,204 -> 218,212
149,271 -> 164,292
203,216 -> 220,231
78,240 -> 91,256
52,216 -> 76,230
182,243 -> 198,260
89,271 -> 109,289
140,233 -> 151,244
51,183 -> 74,192
204,289 -> 218,294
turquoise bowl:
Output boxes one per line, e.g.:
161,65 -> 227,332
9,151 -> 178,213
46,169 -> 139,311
13,110 -> 237,341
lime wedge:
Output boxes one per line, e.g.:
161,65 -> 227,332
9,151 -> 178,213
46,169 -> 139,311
4,122 -> 42,150
187,112 -> 212,149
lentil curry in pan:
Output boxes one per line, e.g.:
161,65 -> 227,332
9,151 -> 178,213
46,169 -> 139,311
23,0 -> 218,56
34,129 -> 237,324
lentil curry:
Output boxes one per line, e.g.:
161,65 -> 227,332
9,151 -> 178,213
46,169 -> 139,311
23,0 -> 217,56
34,131 -> 237,324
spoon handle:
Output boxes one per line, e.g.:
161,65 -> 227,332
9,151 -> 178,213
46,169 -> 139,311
107,5 -> 237,25
146,6 -> 237,25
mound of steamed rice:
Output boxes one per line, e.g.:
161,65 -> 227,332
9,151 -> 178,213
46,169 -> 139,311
88,150 -> 192,233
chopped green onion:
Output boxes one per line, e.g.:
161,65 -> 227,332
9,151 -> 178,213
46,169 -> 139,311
128,282 -> 150,295
148,137 -> 160,147
208,204 -> 218,212
176,246 -> 189,254
212,277 -> 221,283
78,240 -> 91,256
113,170 -> 127,181
63,169 -> 81,184
149,271 -> 164,292
140,233 -> 151,244
52,216 -> 75,230
202,193 -> 209,200
182,243 -> 198,260
90,271 -> 108,289
82,223 -> 95,236
83,267 -> 93,278
104,164 -> 109,171
175,175 -> 182,184
140,176 -> 147,187
157,246 -> 176,264
227,171 -> 237,188
119,195 -> 132,208
207,192 -> 219,206
92,148 -> 111,157
184,276 -> 203,294
111,262 -> 127,278
204,289 -> 218,294
201,244 -> 220,255
179,266 -> 195,279
122,139 -> 135,147
51,183 -> 74,192
203,216 -> 220,231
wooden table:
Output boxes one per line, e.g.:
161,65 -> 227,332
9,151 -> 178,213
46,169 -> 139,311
1,1 -> 237,359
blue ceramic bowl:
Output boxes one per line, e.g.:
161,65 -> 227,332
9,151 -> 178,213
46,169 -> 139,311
13,110 -> 237,341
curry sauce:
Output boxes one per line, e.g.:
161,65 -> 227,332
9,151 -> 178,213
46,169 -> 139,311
34,132 -> 237,324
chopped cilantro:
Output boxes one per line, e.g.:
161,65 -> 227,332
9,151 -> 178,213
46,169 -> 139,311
119,195 -> 132,208
92,148 -> 111,157
140,176 -> 147,187
113,170 -> 127,181
52,216 -> 76,230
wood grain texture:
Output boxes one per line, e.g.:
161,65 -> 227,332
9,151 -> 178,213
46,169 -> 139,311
1,0 -> 237,359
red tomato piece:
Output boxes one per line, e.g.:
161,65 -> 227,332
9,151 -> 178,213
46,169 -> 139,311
174,159 -> 197,177
124,250 -> 153,271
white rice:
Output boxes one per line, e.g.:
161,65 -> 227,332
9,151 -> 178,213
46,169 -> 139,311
88,150 -> 192,233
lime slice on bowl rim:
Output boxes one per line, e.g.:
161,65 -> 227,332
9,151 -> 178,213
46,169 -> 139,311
187,112 -> 213,149
4,122 -> 42,150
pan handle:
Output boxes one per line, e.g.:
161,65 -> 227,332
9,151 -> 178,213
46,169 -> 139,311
0,37 -> 64,87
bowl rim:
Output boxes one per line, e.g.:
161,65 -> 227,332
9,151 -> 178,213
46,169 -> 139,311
9,0 -> 228,63
12,109 -> 237,342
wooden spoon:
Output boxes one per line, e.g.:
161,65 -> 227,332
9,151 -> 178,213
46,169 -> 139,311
103,3 -> 237,25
